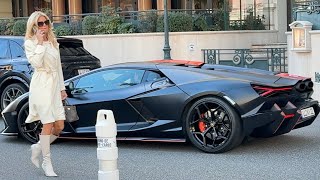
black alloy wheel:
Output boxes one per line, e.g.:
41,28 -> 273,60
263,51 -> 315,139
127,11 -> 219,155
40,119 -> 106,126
17,103 -> 42,143
185,97 -> 244,153
1,83 -> 28,110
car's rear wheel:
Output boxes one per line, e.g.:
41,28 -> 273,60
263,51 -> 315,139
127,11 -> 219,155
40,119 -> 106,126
185,97 -> 244,153
17,102 -> 42,143
1,83 -> 28,110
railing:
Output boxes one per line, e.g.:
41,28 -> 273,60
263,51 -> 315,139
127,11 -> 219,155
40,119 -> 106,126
292,0 -> 320,20
292,0 -> 320,14
51,9 -> 269,31
202,48 -> 287,73
51,9 -> 221,23
0,8 -> 270,31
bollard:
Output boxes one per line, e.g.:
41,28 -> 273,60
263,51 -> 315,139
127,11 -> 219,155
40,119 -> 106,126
95,110 -> 119,180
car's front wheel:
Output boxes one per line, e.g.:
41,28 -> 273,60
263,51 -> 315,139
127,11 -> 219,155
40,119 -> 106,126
1,83 -> 28,110
184,97 -> 244,153
17,102 -> 42,143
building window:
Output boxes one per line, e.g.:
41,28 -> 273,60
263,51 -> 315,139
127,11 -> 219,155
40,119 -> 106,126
229,0 -> 270,30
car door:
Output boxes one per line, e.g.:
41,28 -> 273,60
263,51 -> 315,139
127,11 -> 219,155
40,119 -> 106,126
128,70 -> 190,134
66,68 -> 146,134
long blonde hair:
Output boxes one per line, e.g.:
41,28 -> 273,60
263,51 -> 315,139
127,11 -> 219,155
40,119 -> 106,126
25,11 -> 58,48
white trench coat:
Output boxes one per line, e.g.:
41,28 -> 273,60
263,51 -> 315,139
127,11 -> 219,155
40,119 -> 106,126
24,38 -> 66,124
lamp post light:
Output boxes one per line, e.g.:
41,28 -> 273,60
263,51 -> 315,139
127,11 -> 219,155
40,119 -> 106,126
163,0 -> 171,60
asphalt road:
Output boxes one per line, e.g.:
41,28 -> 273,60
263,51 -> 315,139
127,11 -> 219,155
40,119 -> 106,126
1,116 -> 320,180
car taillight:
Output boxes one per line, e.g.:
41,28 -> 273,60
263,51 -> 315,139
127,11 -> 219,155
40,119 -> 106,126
251,84 -> 292,97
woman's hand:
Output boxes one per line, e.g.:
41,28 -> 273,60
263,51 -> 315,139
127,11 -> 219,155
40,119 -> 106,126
61,90 -> 68,100
35,29 -> 45,45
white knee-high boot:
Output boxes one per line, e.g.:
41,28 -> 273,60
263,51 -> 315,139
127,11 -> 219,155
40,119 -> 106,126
40,135 -> 58,177
30,135 -> 58,168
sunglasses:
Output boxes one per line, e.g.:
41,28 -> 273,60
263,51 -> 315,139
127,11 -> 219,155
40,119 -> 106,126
37,20 -> 50,27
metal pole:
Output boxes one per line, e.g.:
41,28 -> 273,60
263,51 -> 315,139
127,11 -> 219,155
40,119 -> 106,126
268,0 -> 271,30
163,0 -> 172,60
223,0 -> 228,30
240,0 -> 242,29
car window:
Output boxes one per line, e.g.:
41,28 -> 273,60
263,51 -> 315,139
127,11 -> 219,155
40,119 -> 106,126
10,40 -> 25,58
146,71 -> 162,82
0,39 -> 10,59
59,42 -> 91,56
76,69 -> 145,92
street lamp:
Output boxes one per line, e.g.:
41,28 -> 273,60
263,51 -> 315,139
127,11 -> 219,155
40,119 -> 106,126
163,0 -> 171,60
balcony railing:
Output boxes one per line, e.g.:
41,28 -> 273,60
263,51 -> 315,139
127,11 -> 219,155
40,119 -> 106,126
0,9 -> 271,34
202,48 -> 288,73
292,0 -> 320,15
52,9 -> 269,30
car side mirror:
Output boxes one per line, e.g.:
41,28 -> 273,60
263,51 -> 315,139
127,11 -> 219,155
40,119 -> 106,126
68,82 -> 75,91
71,88 -> 88,95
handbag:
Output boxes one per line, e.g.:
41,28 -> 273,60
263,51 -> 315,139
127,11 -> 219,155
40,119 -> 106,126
63,101 -> 79,122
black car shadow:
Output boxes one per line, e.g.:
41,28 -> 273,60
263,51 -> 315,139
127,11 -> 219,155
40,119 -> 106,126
57,138 -> 197,153
1,133 -> 318,154
52,133 -> 319,154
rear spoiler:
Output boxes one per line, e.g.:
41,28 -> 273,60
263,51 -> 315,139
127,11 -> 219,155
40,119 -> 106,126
276,73 -> 313,92
276,73 -> 309,81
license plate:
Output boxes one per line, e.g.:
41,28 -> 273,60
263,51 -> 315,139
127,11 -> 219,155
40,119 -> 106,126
78,69 -> 90,75
301,107 -> 315,118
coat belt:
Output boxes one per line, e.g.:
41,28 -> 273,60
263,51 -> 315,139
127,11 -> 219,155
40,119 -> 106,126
35,69 -> 57,74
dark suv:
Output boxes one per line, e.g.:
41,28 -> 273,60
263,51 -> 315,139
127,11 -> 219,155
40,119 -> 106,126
0,36 -> 101,110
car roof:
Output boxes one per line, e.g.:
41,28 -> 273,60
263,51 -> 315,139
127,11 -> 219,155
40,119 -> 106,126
65,60 -> 204,82
105,60 -> 204,70
0,36 -> 82,42
0,36 -> 24,40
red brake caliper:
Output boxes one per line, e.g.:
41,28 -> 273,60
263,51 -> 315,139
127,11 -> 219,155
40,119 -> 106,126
198,121 -> 206,132
198,113 -> 207,132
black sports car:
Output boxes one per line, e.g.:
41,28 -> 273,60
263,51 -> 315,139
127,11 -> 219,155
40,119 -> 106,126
1,60 -> 319,153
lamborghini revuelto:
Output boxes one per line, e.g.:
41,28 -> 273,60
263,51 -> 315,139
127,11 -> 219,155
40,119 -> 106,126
1,60 -> 319,153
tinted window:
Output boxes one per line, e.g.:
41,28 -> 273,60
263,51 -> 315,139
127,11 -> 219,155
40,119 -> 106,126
146,71 -> 162,82
0,40 -> 10,59
76,69 -> 145,92
10,40 -> 25,58
59,42 -> 91,56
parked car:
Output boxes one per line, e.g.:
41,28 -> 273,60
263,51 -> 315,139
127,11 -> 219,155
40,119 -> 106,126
1,60 -> 319,153
0,36 -> 101,110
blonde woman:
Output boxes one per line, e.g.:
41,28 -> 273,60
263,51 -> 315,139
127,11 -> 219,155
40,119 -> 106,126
24,11 -> 67,177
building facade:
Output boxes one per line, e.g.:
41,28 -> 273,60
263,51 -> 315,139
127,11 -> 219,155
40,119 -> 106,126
0,0 -> 291,33
0,0 -> 14,17
0,1 -> 281,21
2,0 -> 234,17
